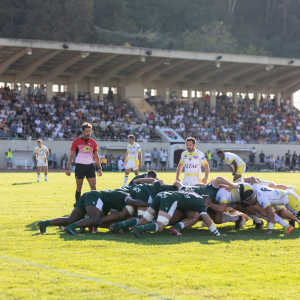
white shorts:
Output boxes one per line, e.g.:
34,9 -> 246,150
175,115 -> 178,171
182,177 -> 200,186
125,159 -> 139,171
37,158 -> 48,167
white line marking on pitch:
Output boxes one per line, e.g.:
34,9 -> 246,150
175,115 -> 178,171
0,255 -> 178,300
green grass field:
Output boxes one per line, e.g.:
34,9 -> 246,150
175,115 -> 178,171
1,171 -> 300,300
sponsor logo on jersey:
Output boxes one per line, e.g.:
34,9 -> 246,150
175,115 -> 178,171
193,156 -> 199,159
83,146 -> 91,152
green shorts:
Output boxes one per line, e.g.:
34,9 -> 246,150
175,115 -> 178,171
74,191 -> 104,214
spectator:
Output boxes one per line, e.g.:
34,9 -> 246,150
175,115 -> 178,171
285,150 -> 291,171
152,147 -> 159,168
52,153 -> 57,169
212,150 -> 218,169
249,151 -> 256,171
159,149 -> 168,171
48,150 -> 53,171
118,157 -> 124,171
292,151 -> 298,171
61,153 -> 68,170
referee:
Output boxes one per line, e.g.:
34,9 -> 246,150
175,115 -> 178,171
65,122 -> 102,202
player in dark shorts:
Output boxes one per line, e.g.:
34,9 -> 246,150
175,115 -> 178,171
128,170 -> 157,186
65,122 -> 102,203
131,190 -> 226,239
37,185 -> 148,236
110,180 -> 178,233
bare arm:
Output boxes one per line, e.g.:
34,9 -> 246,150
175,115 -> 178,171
123,152 -> 129,166
126,197 -> 151,207
134,178 -> 156,184
232,160 -> 238,173
176,163 -> 184,181
173,180 -> 183,190
65,150 -> 75,176
202,163 -> 210,184
206,202 -> 227,213
94,152 -> 102,177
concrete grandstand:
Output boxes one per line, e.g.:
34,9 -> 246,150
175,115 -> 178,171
1,37 -> 300,170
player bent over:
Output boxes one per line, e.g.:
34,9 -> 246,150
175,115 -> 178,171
34,139 -> 49,182
123,135 -> 142,187
37,188 -> 147,235
131,190 -> 226,239
128,170 -> 157,186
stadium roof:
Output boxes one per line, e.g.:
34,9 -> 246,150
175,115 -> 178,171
1,38 -> 300,93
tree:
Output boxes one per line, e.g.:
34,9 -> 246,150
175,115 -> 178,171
182,21 -> 237,53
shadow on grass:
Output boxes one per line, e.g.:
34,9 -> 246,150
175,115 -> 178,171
12,182 -> 36,186
54,223 -> 300,245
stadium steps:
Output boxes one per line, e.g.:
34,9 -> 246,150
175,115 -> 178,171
127,97 -> 155,121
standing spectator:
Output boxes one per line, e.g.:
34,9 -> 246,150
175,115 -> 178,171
118,157 -> 124,171
207,150 -> 212,169
48,150 -> 53,171
144,150 -> 152,169
5,148 -> 15,169
52,153 -> 57,169
292,151 -> 298,171
285,150 -> 291,172
160,150 -> 168,171
249,151 -> 256,171
152,147 -> 159,168
259,150 -> 265,169
212,150 -> 218,169
61,153 -> 68,170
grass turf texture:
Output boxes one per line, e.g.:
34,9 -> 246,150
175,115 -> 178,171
1,171 -> 300,300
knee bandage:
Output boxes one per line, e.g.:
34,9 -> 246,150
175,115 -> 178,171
137,209 -> 145,216
125,205 -> 134,215
157,215 -> 170,226
143,211 -> 155,222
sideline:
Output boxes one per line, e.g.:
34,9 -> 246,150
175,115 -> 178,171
0,255 -> 178,300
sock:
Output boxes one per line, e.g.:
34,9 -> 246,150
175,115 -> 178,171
117,218 -> 139,229
68,223 -> 78,229
123,175 -> 129,186
136,223 -> 157,232
42,220 -> 50,227
37,174 -> 40,180
208,223 -> 221,236
75,191 -> 81,202
274,214 -> 289,227
174,222 -> 184,230
222,214 -> 239,223
45,175 -> 47,179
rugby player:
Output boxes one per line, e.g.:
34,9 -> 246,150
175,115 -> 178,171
110,180 -> 178,233
65,123 -> 102,202
217,150 -> 245,181
241,178 -> 298,234
122,135 -> 142,187
176,137 -> 209,185
37,186 -> 148,236
34,139 -> 49,182
131,190 -> 226,239
128,170 -> 157,186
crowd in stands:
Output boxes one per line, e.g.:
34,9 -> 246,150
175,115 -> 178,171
145,93 -> 300,144
1,84 -> 300,144
0,85 -> 161,141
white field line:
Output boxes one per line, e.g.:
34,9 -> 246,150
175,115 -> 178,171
0,255 -> 178,300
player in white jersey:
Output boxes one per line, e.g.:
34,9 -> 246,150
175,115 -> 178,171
217,150 -> 246,181
34,139 -> 49,182
241,178 -> 297,234
176,137 -> 209,185
122,135 -> 142,187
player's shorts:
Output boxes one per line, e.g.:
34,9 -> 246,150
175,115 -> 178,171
160,161 -> 166,166
274,205 -> 285,212
125,159 -> 139,171
6,158 -> 12,163
75,163 -> 95,179
286,190 -> 300,214
144,160 -> 151,165
74,191 -> 103,214
48,160 -> 53,166
182,177 -> 200,186
37,158 -> 48,167
236,164 -> 246,176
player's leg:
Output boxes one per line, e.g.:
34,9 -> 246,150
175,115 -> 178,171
36,166 -> 41,182
134,159 -> 139,175
86,177 -> 96,190
43,164 -> 48,182
201,213 -> 225,236
123,168 -> 131,187
101,205 -> 134,224
37,205 -> 85,233
75,178 -> 84,201
276,206 -> 299,227
235,204 -> 263,229
233,164 -> 245,181
170,211 -> 200,235
86,164 -> 96,190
